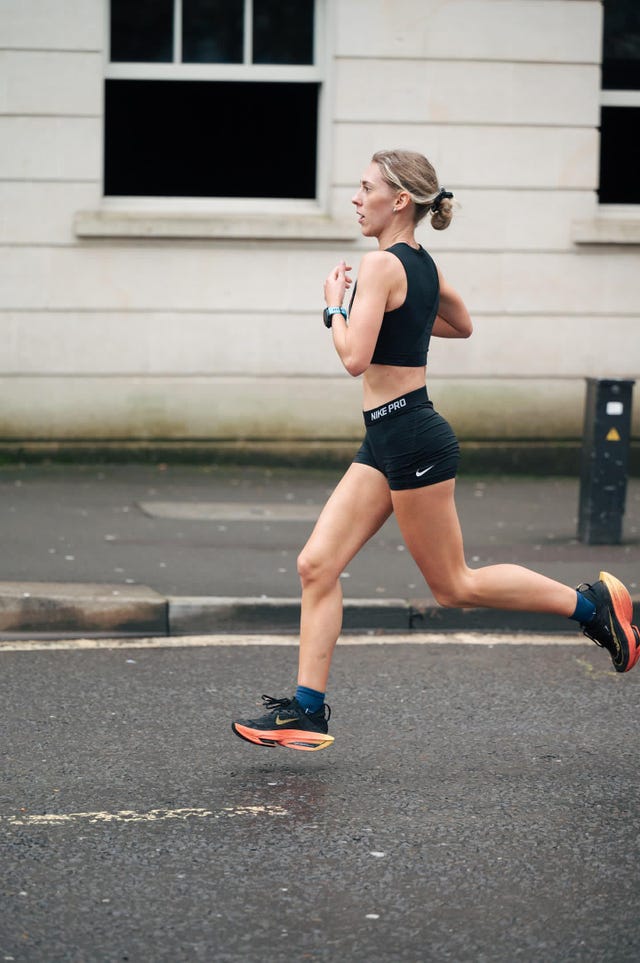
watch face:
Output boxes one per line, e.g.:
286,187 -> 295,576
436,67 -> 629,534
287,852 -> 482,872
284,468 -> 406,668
323,307 -> 344,328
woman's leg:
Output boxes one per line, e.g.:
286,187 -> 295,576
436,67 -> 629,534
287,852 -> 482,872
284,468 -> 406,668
231,462 -> 393,751
391,479 -> 577,615
296,462 -> 393,692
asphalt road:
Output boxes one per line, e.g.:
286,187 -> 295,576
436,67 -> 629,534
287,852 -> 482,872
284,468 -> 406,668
2,634 -> 639,962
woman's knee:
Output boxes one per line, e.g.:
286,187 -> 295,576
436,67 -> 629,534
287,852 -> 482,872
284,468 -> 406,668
431,584 -> 462,608
297,546 -> 340,589
430,572 -> 476,608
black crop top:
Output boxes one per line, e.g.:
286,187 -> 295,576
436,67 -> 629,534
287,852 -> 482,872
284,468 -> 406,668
351,243 -> 439,367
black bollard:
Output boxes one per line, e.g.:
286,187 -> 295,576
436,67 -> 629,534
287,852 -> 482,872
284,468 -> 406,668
578,378 -> 635,545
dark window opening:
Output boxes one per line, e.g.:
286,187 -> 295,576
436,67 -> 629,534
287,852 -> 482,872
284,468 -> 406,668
253,0 -> 314,65
110,0 -> 174,63
182,0 -> 244,64
104,79 -> 319,198
602,0 -> 640,90
109,0 -> 315,66
598,106 -> 640,204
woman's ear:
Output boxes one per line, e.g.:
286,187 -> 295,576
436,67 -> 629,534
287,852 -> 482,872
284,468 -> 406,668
393,191 -> 411,213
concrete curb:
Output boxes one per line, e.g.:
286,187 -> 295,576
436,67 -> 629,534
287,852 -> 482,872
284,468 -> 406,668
5,581 -> 638,640
1,439 -> 639,476
0,582 -> 168,640
167,597 -> 414,635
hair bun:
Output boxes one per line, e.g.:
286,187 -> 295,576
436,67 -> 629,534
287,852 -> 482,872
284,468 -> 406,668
431,188 -> 454,213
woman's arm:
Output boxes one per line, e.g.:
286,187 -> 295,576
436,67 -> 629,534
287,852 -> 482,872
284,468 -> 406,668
432,271 -> 473,339
324,252 -> 396,377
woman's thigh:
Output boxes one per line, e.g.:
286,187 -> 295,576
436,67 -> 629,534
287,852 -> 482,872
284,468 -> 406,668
299,462 -> 393,580
390,479 -> 469,594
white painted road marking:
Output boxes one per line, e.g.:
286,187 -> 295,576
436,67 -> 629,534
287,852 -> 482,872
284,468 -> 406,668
0,632 -> 587,652
1,805 -> 289,828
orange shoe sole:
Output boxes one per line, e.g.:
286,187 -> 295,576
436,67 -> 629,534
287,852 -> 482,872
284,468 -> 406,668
600,571 -> 640,672
232,722 -> 334,751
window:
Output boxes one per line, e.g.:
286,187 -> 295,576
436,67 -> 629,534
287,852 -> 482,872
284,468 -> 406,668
105,0 -> 322,200
599,0 -> 640,205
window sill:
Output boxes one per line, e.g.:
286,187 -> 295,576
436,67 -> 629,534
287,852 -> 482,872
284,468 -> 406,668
572,209 -> 640,245
74,209 -> 358,242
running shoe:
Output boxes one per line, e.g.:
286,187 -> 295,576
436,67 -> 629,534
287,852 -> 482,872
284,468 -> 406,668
577,571 -> 640,673
231,695 -> 334,751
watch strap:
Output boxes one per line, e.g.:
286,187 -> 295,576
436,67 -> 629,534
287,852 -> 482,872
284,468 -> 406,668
323,306 -> 347,328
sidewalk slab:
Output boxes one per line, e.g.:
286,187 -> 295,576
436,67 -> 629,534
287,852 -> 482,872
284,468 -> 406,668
0,465 -> 638,640
0,582 -> 167,640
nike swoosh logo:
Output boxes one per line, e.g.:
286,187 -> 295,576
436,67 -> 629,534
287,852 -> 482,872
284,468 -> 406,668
275,715 -> 293,726
609,612 -> 622,658
416,465 -> 435,477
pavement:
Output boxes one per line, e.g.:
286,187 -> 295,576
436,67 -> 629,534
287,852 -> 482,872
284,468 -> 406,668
1,462 -> 639,639
4,637 -> 640,961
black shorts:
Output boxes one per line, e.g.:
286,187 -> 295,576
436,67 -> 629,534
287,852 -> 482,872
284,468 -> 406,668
353,386 -> 460,490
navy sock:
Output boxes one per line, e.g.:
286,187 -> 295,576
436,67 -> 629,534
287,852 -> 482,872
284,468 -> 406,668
569,590 -> 596,624
295,685 -> 325,714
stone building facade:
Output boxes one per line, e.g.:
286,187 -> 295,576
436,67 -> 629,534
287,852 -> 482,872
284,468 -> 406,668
1,0 -> 639,461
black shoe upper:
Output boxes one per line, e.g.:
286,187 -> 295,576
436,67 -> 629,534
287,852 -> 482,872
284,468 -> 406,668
235,695 -> 330,734
577,580 -> 625,667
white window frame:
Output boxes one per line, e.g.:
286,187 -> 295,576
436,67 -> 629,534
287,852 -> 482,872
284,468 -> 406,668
572,24 -> 640,245
598,87 -> 640,221
75,0 -> 353,240
107,0 -> 323,88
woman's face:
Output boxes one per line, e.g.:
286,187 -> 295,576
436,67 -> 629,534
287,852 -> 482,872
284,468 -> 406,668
351,162 -> 398,237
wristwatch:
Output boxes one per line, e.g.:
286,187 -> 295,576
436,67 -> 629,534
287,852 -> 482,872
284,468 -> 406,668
323,306 -> 347,328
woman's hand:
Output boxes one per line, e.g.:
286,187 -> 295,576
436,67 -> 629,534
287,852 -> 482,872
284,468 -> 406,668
324,260 -> 352,307
327,250 -> 393,377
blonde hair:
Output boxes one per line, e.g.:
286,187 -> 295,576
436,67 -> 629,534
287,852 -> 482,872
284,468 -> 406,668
372,149 -> 454,230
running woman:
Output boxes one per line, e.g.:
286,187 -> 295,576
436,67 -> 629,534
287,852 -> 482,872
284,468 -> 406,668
232,149 -> 639,751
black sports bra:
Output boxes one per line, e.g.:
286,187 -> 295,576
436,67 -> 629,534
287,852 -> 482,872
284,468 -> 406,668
350,243 -> 439,367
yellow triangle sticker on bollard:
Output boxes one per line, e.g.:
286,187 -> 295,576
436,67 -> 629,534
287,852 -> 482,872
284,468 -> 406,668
606,427 -> 621,442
